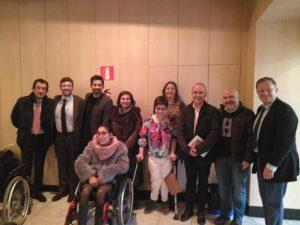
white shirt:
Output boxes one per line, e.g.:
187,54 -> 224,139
55,95 -> 74,133
193,103 -> 202,133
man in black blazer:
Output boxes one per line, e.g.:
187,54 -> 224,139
80,75 -> 113,150
11,79 -> 53,202
177,83 -> 220,225
253,77 -> 299,225
51,77 -> 84,202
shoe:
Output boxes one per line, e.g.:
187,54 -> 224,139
67,193 -> 75,203
144,200 -> 159,214
52,191 -> 68,202
180,209 -> 193,222
34,192 -> 47,202
161,201 -> 169,215
230,217 -> 242,225
197,213 -> 206,225
215,214 -> 230,225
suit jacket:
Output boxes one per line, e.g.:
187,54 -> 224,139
176,101 -> 221,164
84,93 -> 113,136
51,94 -> 84,150
11,92 -> 53,149
254,98 -> 299,182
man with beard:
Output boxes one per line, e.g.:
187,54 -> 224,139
177,83 -> 220,225
11,79 -> 53,202
51,77 -> 84,202
80,75 -> 113,150
215,88 -> 255,225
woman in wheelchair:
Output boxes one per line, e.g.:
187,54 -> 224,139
74,125 -> 129,225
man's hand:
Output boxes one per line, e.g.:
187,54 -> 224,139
241,161 -> 250,170
88,176 -> 98,187
263,166 -> 274,180
189,147 -> 197,157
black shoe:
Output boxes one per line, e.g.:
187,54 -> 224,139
197,213 -> 206,225
215,214 -> 230,225
34,192 -> 47,202
180,209 -> 193,222
67,193 -> 75,203
230,217 -> 242,225
52,191 -> 68,202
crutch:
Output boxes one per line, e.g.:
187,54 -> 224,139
132,161 -> 139,184
173,162 -> 179,220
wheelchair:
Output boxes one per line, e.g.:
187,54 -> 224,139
0,149 -> 31,225
65,175 -> 134,225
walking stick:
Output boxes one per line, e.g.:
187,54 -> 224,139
132,161 -> 139,184
173,163 -> 179,220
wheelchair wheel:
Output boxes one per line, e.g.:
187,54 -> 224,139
117,178 -> 133,225
2,176 -> 30,225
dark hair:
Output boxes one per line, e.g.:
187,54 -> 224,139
98,125 -> 112,133
32,79 -> 49,92
117,91 -> 136,108
153,96 -> 168,113
162,81 -> 182,103
256,77 -> 277,88
60,77 -> 73,86
90,75 -> 104,86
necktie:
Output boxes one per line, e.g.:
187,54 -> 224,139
61,99 -> 67,134
32,103 -> 41,134
253,107 -> 265,149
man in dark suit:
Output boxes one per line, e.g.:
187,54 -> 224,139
177,83 -> 220,225
80,75 -> 113,150
11,79 -> 53,202
51,77 -> 84,202
253,77 -> 299,225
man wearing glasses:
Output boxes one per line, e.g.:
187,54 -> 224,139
11,79 -> 53,202
215,88 -> 255,225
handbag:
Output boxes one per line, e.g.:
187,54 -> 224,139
164,168 -> 181,195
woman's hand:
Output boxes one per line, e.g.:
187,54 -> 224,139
136,153 -> 144,161
88,176 -> 98,188
169,152 -> 177,161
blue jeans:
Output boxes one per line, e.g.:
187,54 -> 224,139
215,158 -> 250,223
257,160 -> 287,225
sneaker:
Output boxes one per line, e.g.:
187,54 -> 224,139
215,214 -> 230,225
144,200 -> 159,214
161,201 -> 169,215
230,217 -> 242,225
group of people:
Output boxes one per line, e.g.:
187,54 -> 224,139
11,75 -> 298,225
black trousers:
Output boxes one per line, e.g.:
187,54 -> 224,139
20,134 -> 47,193
55,132 -> 79,194
184,156 -> 211,213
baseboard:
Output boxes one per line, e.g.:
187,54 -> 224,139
247,205 -> 300,220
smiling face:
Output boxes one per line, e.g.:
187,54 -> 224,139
154,104 -> 168,121
60,81 -> 73,97
191,83 -> 206,107
256,80 -> 277,105
96,126 -> 112,146
33,82 -> 47,100
91,79 -> 104,97
223,88 -> 239,112
119,94 -> 132,110
164,83 -> 176,101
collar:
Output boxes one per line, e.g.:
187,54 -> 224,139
225,102 -> 240,113
62,94 -> 73,101
263,98 -> 276,110
192,102 -> 203,112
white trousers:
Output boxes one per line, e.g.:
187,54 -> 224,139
148,155 -> 172,202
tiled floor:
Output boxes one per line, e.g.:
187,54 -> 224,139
17,192 -> 300,225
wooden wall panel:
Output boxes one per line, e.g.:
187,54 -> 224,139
178,66 -> 208,104
0,0 -> 21,148
148,66 -> 177,114
178,0 -> 209,65
119,0 -> 149,116
210,0 -> 242,65
95,0 -> 120,101
208,65 -> 240,107
149,0 -> 178,66
45,0 -> 69,96
19,0 -> 46,94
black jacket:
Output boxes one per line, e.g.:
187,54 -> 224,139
176,101 -> 221,164
11,92 -> 53,149
218,102 -> 255,163
253,98 -> 299,182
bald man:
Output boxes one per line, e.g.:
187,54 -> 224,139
215,88 -> 255,225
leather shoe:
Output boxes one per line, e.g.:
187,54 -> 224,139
67,193 -> 75,203
215,214 -> 230,225
180,209 -> 193,222
52,191 -> 68,202
34,192 -> 47,202
197,213 -> 206,225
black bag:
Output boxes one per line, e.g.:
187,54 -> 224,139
0,149 -> 20,201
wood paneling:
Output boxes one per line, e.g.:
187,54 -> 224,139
178,0 -> 209,65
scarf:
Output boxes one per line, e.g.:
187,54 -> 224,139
92,135 -> 120,160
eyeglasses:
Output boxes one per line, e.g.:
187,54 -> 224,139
97,131 -> 109,136
155,107 -> 167,111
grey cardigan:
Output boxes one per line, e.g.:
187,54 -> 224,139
75,140 -> 129,183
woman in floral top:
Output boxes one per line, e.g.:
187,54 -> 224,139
136,96 -> 177,215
